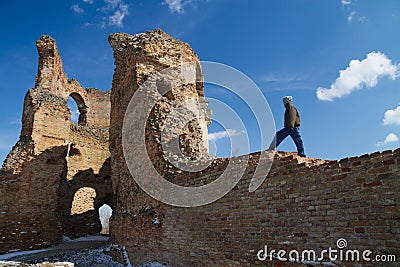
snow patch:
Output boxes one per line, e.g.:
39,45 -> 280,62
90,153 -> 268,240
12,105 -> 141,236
66,235 -> 109,243
137,262 -> 170,267
0,248 -> 49,261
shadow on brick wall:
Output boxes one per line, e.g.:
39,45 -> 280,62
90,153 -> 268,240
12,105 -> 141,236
0,148 -> 112,253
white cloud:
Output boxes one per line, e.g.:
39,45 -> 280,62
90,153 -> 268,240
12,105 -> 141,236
108,3 -> 128,27
383,106 -> 400,126
98,0 -> 128,27
376,133 -> 399,147
72,0 -> 128,27
341,0 -> 351,6
163,0 -> 196,13
208,129 -> 241,142
341,1 -> 368,24
72,4 -> 84,13
348,11 -> 355,22
67,99 -> 80,123
316,52 -> 399,101
164,0 -> 184,13
70,108 -> 80,123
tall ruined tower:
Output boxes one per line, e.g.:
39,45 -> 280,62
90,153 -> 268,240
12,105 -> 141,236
108,29 -> 210,168
108,29 -> 211,178
0,36 -> 112,253
108,28 -> 212,249
3,36 -> 111,172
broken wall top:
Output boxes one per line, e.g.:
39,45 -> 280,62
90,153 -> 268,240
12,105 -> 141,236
2,35 -> 112,171
33,35 -> 111,129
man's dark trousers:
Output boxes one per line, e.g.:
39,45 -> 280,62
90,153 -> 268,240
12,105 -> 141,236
274,127 -> 305,156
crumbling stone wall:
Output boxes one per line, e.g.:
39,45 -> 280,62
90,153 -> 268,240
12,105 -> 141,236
109,30 -> 400,266
108,29 -> 211,217
1,30 -> 398,266
111,149 -> 399,267
0,36 -> 112,253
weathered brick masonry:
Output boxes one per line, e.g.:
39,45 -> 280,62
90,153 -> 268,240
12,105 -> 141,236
110,150 -> 400,266
109,30 -> 400,266
0,36 -> 112,253
0,30 -> 399,266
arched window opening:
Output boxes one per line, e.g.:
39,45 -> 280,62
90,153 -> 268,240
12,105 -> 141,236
67,93 -> 87,126
99,204 -> 113,235
70,187 -> 96,215
67,96 -> 79,124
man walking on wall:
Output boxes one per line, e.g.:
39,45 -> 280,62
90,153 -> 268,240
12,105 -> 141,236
270,96 -> 306,157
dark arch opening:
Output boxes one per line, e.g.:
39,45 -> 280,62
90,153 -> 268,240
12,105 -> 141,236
67,93 -> 87,126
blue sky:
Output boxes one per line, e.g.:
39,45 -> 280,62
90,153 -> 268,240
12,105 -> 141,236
1,0 -> 400,163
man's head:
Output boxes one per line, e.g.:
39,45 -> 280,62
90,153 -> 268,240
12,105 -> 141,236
282,96 -> 293,107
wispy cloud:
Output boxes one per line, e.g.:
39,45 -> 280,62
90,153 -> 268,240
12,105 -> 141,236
348,11 -> 355,22
358,16 -> 367,23
341,0 -> 367,24
163,0 -> 198,14
258,73 -> 304,83
257,73 -> 308,92
341,0 -> 351,6
8,118 -> 21,126
163,0 -> 185,13
72,0 -> 128,28
70,109 -> 80,123
316,52 -> 399,101
376,133 -> 399,147
67,99 -> 80,123
101,0 -> 129,27
72,4 -> 84,13
383,105 -> 400,126
208,129 -> 242,142
108,3 -> 128,27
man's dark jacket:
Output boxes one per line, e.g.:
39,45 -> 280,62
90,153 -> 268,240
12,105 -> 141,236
284,103 -> 301,129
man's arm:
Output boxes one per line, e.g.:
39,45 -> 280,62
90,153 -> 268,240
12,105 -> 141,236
288,106 -> 297,129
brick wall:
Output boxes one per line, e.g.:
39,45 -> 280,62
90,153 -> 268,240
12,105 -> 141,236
1,30 -> 398,266
108,29 -> 400,267
110,150 -> 399,266
0,35 -> 112,253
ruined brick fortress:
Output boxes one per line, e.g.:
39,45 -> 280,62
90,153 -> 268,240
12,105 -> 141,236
0,29 -> 399,266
